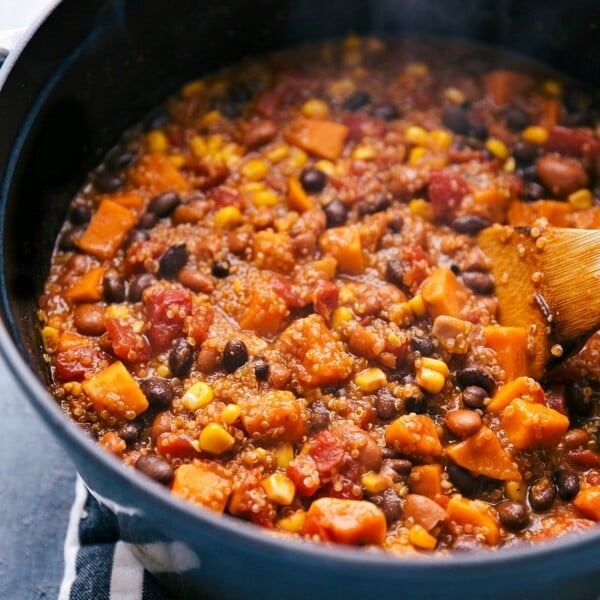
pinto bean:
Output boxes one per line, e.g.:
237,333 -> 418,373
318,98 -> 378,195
536,154 -> 589,196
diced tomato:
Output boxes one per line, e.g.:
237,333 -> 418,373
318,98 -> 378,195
185,303 -> 214,346
145,287 -> 192,352
228,468 -> 275,528
54,346 -> 107,382
308,430 -> 345,474
545,125 -> 600,158
125,239 -> 166,275
318,460 -> 361,499
105,318 -> 151,363
212,186 -> 242,209
311,280 -> 339,324
401,244 -> 432,292
428,171 -> 470,221
344,114 -> 386,142
568,449 -> 600,469
271,276 -> 305,309
156,432 -> 198,459
286,454 -> 320,496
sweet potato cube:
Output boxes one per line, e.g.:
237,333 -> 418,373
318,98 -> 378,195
385,414 -> 443,457
302,497 -> 387,545
239,284 -> 289,336
128,153 -> 190,195
501,398 -> 569,450
76,200 -> 137,259
446,496 -> 500,545
82,360 -> 148,419
171,461 -> 233,513
446,426 -> 521,480
64,267 -> 105,303
487,376 -> 545,414
507,200 -> 572,227
484,325 -> 529,381
285,118 -> 348,160
421,268 -> 468,319
319,226 -> 365,275
483,70 -> 533,106
410,464 -> 443,498
287,177 -> 313,212
108,190 -> 145,212
573,487 -> 600,521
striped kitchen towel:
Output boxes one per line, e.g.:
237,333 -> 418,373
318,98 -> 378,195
58,477 -> 172,600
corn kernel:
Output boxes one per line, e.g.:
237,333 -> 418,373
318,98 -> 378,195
105,305 -> 130,319
416,367 -> 445,394
182,381 -> 214,410
156,364 -> 171,378
409,198 -> 434,221
214,205 -> 243,229
181,79 -> 205,97
522,126 -> 548,145
262,473 -> 296,505
289,148 -> 308,169
189,135 -> 207,157
199,423 -> 235,454
240,158 -> 269,181
339,285 -> 356,304
504,480 -> 527,502
221,403 -> 242,425
276,443 -> 295,468
265,143 -> 289,163
408,524 -> 437,550
168,154 -> 186,168
405,62 -> 429,78
277,510 -> 307,533
253,189 -> 280,207
200,110 -> 222,126
331,306 -> 353,328
315,159 -> 336,175
408,294 -> 426,317
355,367 -> 387,392
542,79 -> 562,97
352,145 -> 376,161
408,146 -> 427,165
301,98 -> 330,119
361,471 -> 393,494
420,357 -> 450,378
485,138 -> 509,161
41,326 -> 59,351
568,188 -> 593,210
428,129 -> 453,151
63,381 -> 83,396
146,130 -> 169,153
328,77 -> 357,98
503,156 -> 516,173
405,126 -> 428,146
207,134 -> 224,152
443,87 -> 466,105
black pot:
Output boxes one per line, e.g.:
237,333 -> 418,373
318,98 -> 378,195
1,1 -> 600,598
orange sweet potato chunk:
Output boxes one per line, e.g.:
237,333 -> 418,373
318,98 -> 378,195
82,360 -> 148,419
128,153 -> 190,194
76,200 -> 137,259
240,390 -> 307,443
239,282 -> 289,336
64,267 -> 105,303
446,496 -> 500,545
285,118 -> 348,160
409,464 -> 443,498
501,398 -> 569,450
483,325 -> 529,381
277,314 -> 353,387
303,497 -> 387,545
420,268 -> 468,319
507,200 -> 572,227
319,226 -> 365,275
446,426 -> 521,480
483,69 -> 533,106
573,487 -> 600,521
385,414 -> 443,457
487,376 -> 545,414
172,462 -> 233,513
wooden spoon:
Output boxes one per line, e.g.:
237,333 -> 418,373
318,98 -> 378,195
477,224 -> 600,379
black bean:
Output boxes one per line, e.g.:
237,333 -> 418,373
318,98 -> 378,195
308,399 -> 331,432
388,214 -> 404,233
565,380 -> 594,416
554,469 -> 580,500
410,335 -> 436,356
169,338 -> 194,378
159,244 -> 188,279
461,271 -> 494,295
299,167 -> 327,193
516,164 -> 539,182
447,464 -> 479,497
404,396 -> 427,414
128,273 -> 156,302
370,488 -> 402,524
381,458 -> 413,478
139,377 -> 174,409
324,198 -> 349,228
373,102 -> 400,121
58,226 -> 85,251
93,171 -> 124,193
135,455 -> 174,485
211,260 -> 230,278
138,212 -> 159,229
386,259 -> 405,288
68,204 -> 92,225
468,122 -> 488,140
343,91 -> 371,111
254,359 -> 270,381
441,103 -> 470,135
496,501 -> 530,531
374,388 -> 398,421
357,193 -> 390,216
521,181 -> 546,202
103,272 -> 127,303
451,215 -> 491,235
512,141 -> 538,165
529,478 -> 556,512
105,148 -> 136,171
455,366 -> 495,394
505,106 -> 532,131
123,228 -> 150,250
223,339 -> 249,373
450,264 -> 461,276
119,422 -> 142,444
148,192 -> 181,217
462,385 -> 488,410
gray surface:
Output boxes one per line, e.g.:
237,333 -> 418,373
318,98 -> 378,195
0,359 -> 76,599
